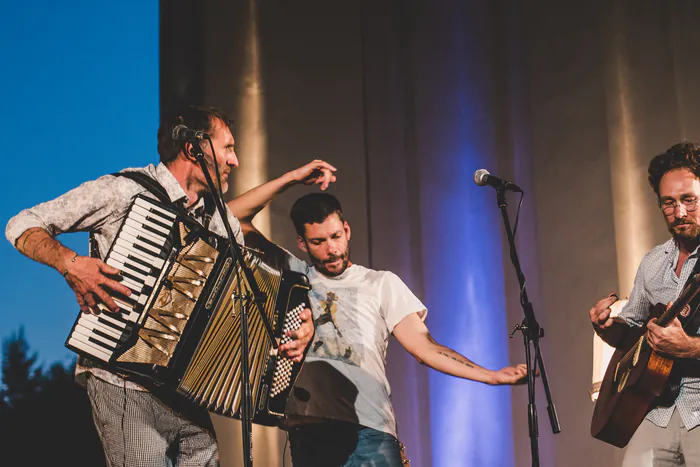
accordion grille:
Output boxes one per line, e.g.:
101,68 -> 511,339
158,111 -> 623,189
117,227 -> 219,367
177,252 -> 282,416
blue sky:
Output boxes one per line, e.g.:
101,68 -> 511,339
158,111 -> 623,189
0,2 -> 158,368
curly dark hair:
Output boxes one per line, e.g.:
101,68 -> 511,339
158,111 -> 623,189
290,193 -> 345,237
648,142 -> 700,197
157,105 -> 233,164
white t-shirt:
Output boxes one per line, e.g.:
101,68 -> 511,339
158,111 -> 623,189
284,253 -> 427,437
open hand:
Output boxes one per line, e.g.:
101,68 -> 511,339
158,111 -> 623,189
288,160 -> 337,190
279,308 -> 314,362
490,364 -> 530,385
63,256 -> 132,314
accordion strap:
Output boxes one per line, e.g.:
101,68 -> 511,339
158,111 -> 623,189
89,171 -> 177,259
114,171 -> 173,206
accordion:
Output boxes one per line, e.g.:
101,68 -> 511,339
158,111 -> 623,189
66,195 -> 310,425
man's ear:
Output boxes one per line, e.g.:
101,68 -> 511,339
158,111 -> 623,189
183,142 -> 197,161
297,236 -> 308,253
344,221 -> 351,242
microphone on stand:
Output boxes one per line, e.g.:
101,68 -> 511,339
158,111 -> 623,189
172,124 -> 208,141
473,169 -> 523,193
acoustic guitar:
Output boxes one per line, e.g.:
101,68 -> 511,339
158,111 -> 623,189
591,273 -> 700,447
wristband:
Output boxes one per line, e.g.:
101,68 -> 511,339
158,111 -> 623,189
62,253 -> 79,277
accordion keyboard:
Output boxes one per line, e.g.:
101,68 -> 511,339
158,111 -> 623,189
67,197 -> 176,362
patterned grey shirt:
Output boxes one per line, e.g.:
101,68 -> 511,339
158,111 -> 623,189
5,162 -> 243,389
618,238 -> 700,430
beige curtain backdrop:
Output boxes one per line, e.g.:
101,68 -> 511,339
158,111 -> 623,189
161,1 -> 700,465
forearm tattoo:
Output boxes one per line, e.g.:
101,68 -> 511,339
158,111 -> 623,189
437,350 -> 475,368
18,228 -> 42,255
31,236 -> 56,260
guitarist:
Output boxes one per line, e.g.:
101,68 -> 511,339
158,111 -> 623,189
590,142 -> 700,466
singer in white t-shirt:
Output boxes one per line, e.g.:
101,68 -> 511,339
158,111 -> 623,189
227,165 -> 528,467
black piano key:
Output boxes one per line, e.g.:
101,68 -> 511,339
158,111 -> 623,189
133,242 -> 165,259
144,215 -> 170,231
122,261 -> 150,278
107,310 -> 133,326
136,234 -> 162,250
113,291 -> 138,308
88,336 -> 116,351
97,316 -> 127,333
140,205 -> 175,222
125,253 -> 157,273
140,222 -> 169,240
119,269 -> 145,287
93,328 -> 120,344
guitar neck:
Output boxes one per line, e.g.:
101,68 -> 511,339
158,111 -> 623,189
657,273 -> 700,327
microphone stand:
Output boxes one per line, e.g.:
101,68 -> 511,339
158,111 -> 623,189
495,188 -> 560,467
190,139 -> 277,467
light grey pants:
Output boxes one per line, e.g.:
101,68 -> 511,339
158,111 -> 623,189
86,375 -> 219,467
623,409 -> 700,467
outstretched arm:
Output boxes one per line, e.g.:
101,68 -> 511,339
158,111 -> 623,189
393,313 -> 527,385
227,160 -> 336,228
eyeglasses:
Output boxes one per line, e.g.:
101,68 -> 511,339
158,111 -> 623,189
659,197 -> 699,215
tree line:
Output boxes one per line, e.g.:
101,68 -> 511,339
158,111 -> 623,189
0,327 -> 106,466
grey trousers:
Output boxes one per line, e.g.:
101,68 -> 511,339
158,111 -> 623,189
623,409 -> 700,467
86,375 -> 219,467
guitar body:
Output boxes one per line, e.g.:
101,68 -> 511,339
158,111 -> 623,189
591,303 -> 674,447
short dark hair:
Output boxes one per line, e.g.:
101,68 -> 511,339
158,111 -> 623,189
157,105 -> 234,164
648,142 -> 700,197
290,193 -> 345,237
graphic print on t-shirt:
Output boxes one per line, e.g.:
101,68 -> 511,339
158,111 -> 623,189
309,283 -> 363,367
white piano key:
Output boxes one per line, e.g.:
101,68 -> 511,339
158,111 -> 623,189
110,253 -> 147,289
113,243 -> 164,270
112,298 -> 135,314
78,314 -> 123,339
72,326 -> 116,351
111,250 -> 151,277
68,337 -> 111,362
75,323 -> 119,347
70,335 -> 113,360
131,207 -> 172,235
134,197 -> 176,220
124,218 -> 167,244
91,309 -> 130,330
95,303 -> 139,325
119,227 -> 162,255
116,276 -> 145,296
110,301 -> 140,322
107,258 -> 155,287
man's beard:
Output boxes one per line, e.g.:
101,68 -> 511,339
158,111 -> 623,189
668,216 -> 700,242
310,250 -> 350,277
202,156 -> 230,194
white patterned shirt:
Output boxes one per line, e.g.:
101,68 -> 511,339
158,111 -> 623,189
618,238 -> 700,430
5,162 -> 243,390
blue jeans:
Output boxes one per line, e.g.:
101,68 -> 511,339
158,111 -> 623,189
289,421 -> 403,467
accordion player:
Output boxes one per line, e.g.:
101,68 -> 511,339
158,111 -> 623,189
66,194 -> 310,426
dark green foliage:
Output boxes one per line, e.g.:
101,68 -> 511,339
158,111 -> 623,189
0,328 -> 106,466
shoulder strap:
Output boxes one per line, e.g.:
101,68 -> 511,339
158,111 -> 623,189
112,171 -> 172,205
677,256 -> 700,332
89,171 -> 175,259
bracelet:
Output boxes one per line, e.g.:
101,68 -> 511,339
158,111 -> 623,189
62,253 -> 79,277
